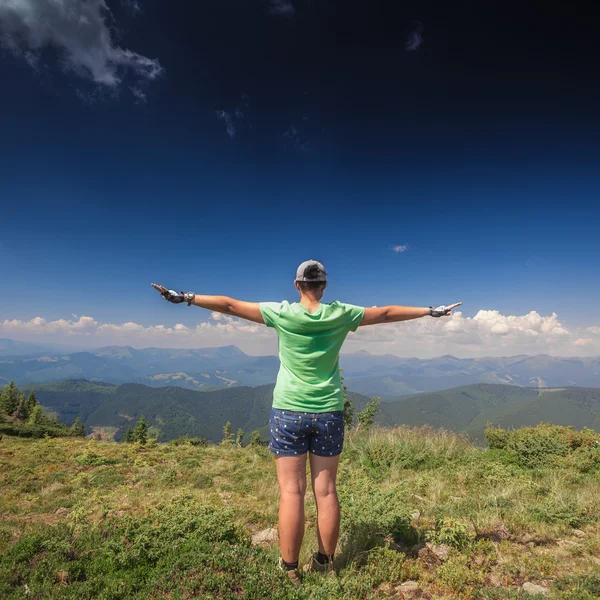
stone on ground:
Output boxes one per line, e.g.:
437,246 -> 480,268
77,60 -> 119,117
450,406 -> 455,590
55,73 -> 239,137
522,582 -> 549,595
251,527 -> 279,545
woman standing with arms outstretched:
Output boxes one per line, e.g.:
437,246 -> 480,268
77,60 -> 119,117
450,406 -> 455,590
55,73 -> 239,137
152,260 -> 460,586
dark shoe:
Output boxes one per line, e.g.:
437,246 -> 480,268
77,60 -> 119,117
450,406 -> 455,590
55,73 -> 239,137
278,558 -> 302,586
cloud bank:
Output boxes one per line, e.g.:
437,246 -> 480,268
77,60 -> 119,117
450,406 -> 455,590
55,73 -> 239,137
0,0 -> 163,87
2,310 -> 599,358
268,0 -> 295,18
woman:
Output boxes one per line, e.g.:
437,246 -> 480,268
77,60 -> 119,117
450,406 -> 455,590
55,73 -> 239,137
152,260 -> 460,585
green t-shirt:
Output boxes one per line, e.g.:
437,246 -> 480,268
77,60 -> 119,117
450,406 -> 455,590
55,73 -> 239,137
259,300 -> 365,413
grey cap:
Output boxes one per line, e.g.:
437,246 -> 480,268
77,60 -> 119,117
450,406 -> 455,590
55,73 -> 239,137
295,259 -> 327,282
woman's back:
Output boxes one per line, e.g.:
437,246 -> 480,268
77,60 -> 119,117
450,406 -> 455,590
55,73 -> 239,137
260,300 -> 364,413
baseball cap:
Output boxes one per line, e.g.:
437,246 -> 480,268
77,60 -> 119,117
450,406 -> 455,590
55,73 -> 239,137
295,260 -> 327,282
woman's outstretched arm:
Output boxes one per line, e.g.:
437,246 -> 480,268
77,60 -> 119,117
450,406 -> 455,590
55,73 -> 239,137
151,284 -> 265,324
360,302 -> 461,326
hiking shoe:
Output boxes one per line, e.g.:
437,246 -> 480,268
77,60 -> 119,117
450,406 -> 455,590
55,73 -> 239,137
278,558 -> 302,586
302,552 -> 336,576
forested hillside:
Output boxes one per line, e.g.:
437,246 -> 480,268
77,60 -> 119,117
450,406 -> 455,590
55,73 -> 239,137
23,380 -> 600,443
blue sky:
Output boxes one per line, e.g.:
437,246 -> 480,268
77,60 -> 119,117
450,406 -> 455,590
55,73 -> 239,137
1,0 -> 599,357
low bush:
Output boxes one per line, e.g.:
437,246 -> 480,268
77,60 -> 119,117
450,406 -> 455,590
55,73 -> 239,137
0,422 -> 74,439
484,423 -> 600,469
74,451 -> 119,467
552,574 -> 600,599
426,517 -> 474,549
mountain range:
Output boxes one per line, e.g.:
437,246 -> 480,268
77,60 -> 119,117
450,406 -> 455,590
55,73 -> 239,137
2,339 -> 600,398
25,379 -> 600,444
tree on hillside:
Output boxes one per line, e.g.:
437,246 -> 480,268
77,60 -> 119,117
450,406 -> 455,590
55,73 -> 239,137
0,381 -> 19,416
356,397 -> 380,431
221,421 -> 233,445
28,404 -> 48,426
133,416 -> 148,444
25,391 -> 38,416
249,430 -> 262,446
13,392 -> 28,421
70,417 -> 85,437
341,371 -> 354,428
235,428 -> 244,447
123,426 -> 133,443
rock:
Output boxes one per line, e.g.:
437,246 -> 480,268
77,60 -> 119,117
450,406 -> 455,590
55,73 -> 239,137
557,539 -> 579,548
412,494 -> 426,501
430,543 -> 451,561
450,496 -> 462,501
251,527 -> 278,545
522,582 -> 549,595
41,483 -> 65,496
410,510 -> 421,520
397,580 -> 419,591
572,529 -> 586,538
54,507 -> 70,516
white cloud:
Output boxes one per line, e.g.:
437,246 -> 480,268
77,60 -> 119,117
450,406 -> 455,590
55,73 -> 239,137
0,0 -> 163,89
283,124 -> 307,151
392,244 -> 409,253
346,309 -> 600,358
405,21 -> 423,51
268,0 -> 295,18
216,110 -> 236,138
1,315 -> 98,336
130,86 -> 147,103
2,309 -> 600,358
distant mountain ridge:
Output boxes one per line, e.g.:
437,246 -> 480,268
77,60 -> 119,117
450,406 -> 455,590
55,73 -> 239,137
2,340 -> 600,397
26,379 -> 600,444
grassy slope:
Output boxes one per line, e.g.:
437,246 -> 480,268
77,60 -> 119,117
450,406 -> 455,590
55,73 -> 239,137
1,428 -> 599,599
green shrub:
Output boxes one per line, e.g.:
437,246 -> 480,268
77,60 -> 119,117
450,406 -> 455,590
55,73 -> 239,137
484,423 -> 600,469
485,425 -> 509,450
552,575 -> 600,599
556,445 -> 600,473
0,500 -> 305,600
530,499 -> 589,528
0,422 -> 73,439
426,517 -> 474,549
437,554 -> 485,592
337,469 -> 417,566
361,546 -> 411,587
105,499 -> 242,568
170,435 -> 207,447
75,451 -> 119,467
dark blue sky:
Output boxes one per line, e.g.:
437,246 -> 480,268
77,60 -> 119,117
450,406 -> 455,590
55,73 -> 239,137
1,0 -> 599,348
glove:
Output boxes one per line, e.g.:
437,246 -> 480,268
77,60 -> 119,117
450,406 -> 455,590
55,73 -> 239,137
429,305 -> 451,318
161,289 -> 186,304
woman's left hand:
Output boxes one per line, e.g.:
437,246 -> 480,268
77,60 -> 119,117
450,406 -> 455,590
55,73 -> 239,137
430,302 -> 462,317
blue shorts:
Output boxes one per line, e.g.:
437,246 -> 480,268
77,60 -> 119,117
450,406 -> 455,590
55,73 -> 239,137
269,408 -> 345,457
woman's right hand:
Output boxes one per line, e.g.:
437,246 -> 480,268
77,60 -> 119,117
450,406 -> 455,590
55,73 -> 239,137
151,283 -> 185,304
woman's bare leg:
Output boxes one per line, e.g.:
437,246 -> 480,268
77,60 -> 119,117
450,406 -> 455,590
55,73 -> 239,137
275,455 -> 307,563
309,453 -> 340,556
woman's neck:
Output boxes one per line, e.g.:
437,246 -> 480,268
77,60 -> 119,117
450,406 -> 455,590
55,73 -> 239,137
299,294 -> 321,312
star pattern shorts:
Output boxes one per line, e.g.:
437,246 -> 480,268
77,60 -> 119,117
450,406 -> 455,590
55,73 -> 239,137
269,408 -> 345,457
